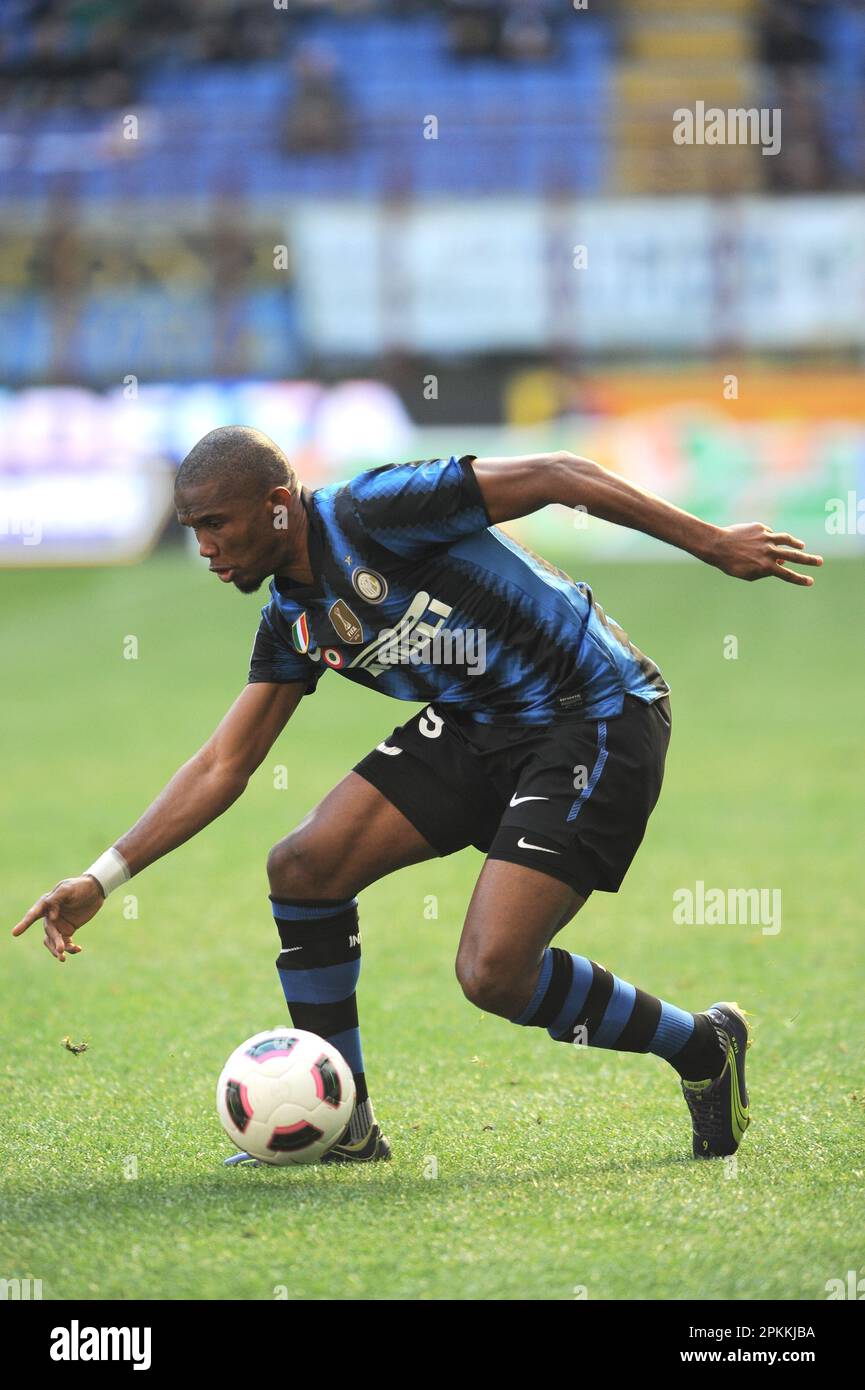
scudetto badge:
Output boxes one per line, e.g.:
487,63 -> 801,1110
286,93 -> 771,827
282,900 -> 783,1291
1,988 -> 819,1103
351,567 -> 388,604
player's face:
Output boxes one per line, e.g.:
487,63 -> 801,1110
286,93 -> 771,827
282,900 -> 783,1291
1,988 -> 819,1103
175,482 -> 295,594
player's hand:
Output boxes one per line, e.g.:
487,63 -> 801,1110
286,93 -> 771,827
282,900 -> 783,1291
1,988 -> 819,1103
11,876 -> 105,962
713,523 -> 824,585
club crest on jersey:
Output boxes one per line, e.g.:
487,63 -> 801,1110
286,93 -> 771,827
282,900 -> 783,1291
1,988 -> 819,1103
351,567 -> 388,604
329,599 -> 363,644
290,612 -> 311,654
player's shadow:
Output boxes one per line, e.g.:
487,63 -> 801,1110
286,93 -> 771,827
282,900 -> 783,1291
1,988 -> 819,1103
10,1146 -> 702,1239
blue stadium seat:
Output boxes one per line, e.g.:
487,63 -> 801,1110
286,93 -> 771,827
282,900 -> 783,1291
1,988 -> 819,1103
56,12 -> 613,200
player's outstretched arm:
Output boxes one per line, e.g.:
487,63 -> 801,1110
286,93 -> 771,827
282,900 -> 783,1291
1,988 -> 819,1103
12,681 -> 305,962
469,452 -> 824,586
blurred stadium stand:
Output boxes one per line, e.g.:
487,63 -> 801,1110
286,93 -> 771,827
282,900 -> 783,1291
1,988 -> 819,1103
2,2 -> 864,565
1,1 -> 864,383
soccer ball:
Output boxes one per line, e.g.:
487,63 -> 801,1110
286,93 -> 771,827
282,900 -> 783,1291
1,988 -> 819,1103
216,1028 -> 356,1165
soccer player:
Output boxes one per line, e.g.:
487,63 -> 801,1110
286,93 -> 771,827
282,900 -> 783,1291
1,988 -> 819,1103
12,427 -> 823,1163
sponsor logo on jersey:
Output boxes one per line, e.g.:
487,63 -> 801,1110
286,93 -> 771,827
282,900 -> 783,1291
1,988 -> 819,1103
290,612 -> 310,654
351,567 -> 388,604
348,591 -> 453,678
328,599 -> 364,644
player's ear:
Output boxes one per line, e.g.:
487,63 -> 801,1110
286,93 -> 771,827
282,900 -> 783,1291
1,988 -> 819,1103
266,485 -> 294,532
267,484 -> 294,510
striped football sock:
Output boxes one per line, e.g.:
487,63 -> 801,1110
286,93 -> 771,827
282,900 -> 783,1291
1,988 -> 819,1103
271,895 -> 375,1143
512,947 -> 726,1078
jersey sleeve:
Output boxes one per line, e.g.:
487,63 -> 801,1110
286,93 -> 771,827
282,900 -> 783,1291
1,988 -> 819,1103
347,454 -> 491,559
247,602 -> 327,695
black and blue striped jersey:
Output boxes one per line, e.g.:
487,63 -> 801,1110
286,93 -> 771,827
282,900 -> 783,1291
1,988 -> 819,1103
247,454 -> 669,724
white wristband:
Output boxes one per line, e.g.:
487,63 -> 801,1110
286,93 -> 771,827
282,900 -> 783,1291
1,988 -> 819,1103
83,848 -> 131,898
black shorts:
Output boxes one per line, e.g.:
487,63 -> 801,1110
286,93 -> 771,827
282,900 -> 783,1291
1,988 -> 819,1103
353,694 -> 672,899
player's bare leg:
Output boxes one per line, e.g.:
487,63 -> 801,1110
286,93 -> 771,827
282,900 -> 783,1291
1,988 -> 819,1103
267,770 -> 439,900
226,772 -> 438,1167
455,860 -> 750,1158
455,860 -> 585,1020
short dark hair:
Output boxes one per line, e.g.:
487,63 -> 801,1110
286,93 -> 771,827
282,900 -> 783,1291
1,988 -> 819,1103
176,426 -> 297,498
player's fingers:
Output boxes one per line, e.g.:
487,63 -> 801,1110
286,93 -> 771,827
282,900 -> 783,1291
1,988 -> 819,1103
45,915 -> 65,953
43,922 -> 66,961
772,563 -> 814,586
769,545 -> 823,567
43,934 -> 63,961
769,532 -> 805,549
50,908 -> 83,957
11,897 -> 50,935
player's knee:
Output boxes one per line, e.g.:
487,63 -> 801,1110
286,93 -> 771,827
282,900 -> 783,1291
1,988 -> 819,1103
267,829 -> 337,899
455,948 -> 528,1019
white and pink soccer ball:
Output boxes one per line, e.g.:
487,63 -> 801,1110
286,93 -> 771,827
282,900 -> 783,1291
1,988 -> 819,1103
216,1028 -> 355,1165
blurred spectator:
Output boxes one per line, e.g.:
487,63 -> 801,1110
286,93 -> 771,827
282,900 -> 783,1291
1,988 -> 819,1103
500,1 -> 556,63
281,43 -> 351,155
445,0 -> 556,63
207,207 -> 258,293
757,0 -> 824,70
445,1 -> 501,59
763,66 -> 834,192
757,0 -> 837,191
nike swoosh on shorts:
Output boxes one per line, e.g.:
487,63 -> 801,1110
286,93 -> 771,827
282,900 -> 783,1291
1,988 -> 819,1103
517,837 -> 560,854
509,794 -> 549,807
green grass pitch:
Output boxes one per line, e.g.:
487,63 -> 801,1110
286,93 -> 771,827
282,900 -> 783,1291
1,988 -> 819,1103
2,549 -> 863,1301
